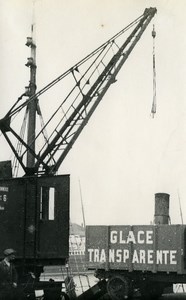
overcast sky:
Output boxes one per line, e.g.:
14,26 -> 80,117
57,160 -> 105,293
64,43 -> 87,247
1,0 -> 186,226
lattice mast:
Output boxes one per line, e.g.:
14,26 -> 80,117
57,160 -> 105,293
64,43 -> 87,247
25,23 -> 37,169
0,7 -> 157,177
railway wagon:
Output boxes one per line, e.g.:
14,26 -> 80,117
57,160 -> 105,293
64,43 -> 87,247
85,194 -> 186,300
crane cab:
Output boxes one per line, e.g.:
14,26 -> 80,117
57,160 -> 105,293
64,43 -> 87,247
0,173 -> 70,274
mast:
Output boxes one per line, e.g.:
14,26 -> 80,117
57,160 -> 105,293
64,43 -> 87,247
0,7 -> 157,177
25,23 -> 37,170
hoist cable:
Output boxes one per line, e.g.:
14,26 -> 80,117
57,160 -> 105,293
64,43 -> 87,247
151,24 -> 156,117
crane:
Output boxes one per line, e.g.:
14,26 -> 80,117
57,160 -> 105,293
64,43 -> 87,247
0,7 -> 157,178
0,7 -> 157,300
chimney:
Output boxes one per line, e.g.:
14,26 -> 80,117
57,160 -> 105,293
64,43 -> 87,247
154,193 -> 170,225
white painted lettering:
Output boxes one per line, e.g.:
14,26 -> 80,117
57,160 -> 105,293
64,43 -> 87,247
170,250 -> 177,265
0,187 -> 8,192
139,249 -> 146,264
116,249 -> 122,262
138,231 -> 145,244
119,231 -> 126,244
110,231 -> 117,244
109,249 -> 115,262
109,229 -> 154,245
147,250 -> 153,264
156,250 -> 163,264
127,231 -> 136,244
94,249 -> 99,262
88,248 -> 178,267
123,249 -> 129,263
132,250 -> 139,263
100,249 -> 106,262
163,250 -> 169,265
88,249 -> 94,262
146,231 -> 153,244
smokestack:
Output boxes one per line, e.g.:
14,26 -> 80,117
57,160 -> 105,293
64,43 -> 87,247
154,193 -> 170,225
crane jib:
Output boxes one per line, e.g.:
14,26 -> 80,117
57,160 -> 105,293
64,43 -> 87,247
0,7 -> 157,176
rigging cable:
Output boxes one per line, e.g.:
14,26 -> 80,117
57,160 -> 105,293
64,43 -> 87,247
177,189 -> 184,225
151,24 -> 156,117
79,179 -> 86,228
5,12 -> 146,119
176,189 -> 185,293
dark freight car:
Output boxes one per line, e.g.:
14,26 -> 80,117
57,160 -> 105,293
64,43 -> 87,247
0,174 -> 69,273
85,194 -> 186,299
86,224 -> 186,299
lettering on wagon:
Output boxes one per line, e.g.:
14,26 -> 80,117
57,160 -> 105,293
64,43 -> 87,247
110,230 -> 153,244
87,248 -> 177,265
87,229 -> 178,265
0,186 -> 8,210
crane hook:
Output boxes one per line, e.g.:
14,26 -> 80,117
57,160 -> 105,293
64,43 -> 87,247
152,24 -> 156,39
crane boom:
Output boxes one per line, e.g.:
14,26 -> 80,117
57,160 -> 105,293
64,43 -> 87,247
44,7 -> 157,174
0,7 -> 157,176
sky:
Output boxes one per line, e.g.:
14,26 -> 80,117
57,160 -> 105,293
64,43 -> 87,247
1,0 -> 186,226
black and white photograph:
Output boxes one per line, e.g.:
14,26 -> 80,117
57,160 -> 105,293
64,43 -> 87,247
1,1 -> 186,299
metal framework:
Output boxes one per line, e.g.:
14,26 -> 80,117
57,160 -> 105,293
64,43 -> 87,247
0,7 -> 157,176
